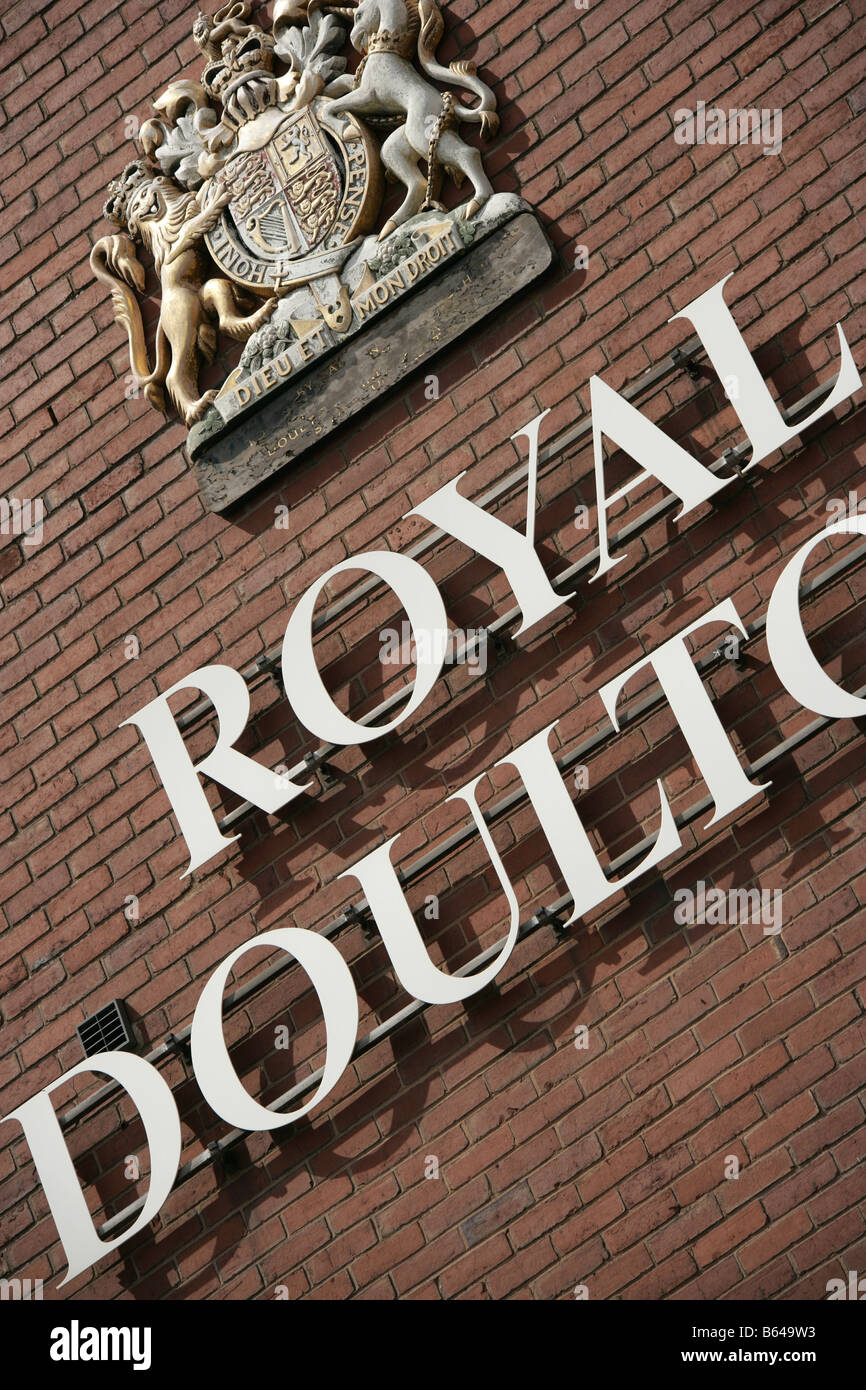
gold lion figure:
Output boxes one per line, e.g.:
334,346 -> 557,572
91,162 -> 276,426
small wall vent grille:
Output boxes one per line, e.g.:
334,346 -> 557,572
75,1001 -> 133,1058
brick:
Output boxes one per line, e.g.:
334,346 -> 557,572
693,1202 -> 766,1268
746,1093 -> 820,1160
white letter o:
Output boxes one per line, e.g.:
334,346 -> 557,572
281,551 -> 449,745
190,928 -> 358,1131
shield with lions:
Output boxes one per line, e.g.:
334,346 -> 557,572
204,97 -> 382,294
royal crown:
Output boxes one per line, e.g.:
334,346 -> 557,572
103,161 -> 151,227
201,29 -> 277,104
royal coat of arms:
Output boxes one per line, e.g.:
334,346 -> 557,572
92,1 -> 551,509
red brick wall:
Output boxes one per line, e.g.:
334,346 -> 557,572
1,0 -> 865,1300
